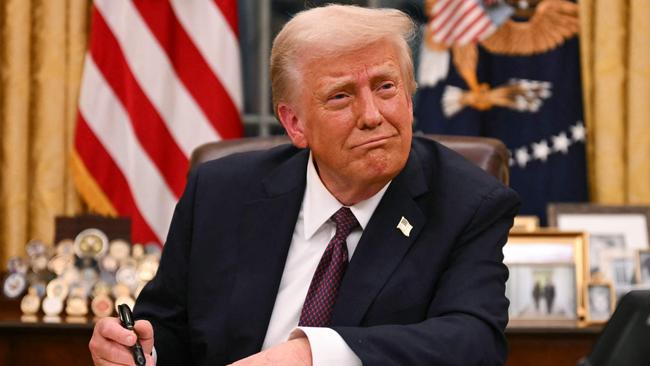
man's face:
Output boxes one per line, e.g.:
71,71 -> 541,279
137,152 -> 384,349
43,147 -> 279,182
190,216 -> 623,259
279,40 -> 413,199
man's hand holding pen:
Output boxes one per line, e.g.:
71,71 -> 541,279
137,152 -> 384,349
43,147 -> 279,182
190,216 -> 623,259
89,316 -> 154,366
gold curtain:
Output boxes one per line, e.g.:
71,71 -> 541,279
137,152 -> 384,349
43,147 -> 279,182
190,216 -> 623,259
0,0 -> 91,265
580,0 -> 650,204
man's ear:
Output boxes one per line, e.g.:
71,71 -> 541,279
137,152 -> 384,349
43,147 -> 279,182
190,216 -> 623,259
277,103 -> 308,148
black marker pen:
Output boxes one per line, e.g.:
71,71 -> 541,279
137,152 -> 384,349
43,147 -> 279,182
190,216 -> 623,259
118,304 -> 147,366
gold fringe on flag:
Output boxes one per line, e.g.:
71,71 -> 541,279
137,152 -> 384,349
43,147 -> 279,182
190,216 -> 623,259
70,150 -> 118,217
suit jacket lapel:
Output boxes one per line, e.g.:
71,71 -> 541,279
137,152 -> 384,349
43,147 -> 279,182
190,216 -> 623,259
227,149 -> 308,360
331,151 -> 429,326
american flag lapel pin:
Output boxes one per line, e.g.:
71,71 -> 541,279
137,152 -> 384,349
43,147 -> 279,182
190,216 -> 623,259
396,216 -> 413,237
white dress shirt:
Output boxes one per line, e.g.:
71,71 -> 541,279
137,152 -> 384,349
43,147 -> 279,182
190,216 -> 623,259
261,153 -> 389,366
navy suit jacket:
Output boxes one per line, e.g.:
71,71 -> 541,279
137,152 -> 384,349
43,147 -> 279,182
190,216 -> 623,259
134,136 -> 520,365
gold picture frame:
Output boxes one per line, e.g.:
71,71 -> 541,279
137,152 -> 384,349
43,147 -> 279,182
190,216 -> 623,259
585,280 -> 616,324
636,249 -> 650,285
503,230 -> 588,326
511,215 -> 540,232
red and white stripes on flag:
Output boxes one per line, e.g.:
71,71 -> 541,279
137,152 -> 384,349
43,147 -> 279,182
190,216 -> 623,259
427,0 -> 497,47
72,0 -> 242,245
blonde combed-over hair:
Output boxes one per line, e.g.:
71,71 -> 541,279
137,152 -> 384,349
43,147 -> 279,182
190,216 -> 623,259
270,4 -> 417,114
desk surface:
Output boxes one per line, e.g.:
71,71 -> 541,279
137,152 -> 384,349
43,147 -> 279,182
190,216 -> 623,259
0,298 -> 601,366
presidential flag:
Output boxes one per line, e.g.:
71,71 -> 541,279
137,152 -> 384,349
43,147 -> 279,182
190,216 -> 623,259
415,0 -> 587,224
72,0 -> 243,245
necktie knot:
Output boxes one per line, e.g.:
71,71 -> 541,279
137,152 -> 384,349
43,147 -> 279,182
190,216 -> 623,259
331,207 -> 359,238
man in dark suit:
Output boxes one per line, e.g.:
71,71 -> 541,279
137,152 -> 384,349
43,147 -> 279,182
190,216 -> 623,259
89,4 -> 519,366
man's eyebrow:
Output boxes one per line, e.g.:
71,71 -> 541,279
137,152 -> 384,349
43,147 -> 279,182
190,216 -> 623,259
318,64 -> 401,94
319,78 -> 355,94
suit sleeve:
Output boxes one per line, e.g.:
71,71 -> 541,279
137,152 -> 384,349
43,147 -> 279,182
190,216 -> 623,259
132,168 -> 199,365
333,185 -> 520,366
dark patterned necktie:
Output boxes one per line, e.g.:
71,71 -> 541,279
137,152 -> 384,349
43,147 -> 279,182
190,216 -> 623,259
298,207 -> 359,327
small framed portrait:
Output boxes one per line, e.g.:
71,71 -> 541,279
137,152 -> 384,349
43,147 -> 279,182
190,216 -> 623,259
599,249 -> 636,287
585,281 -> 616,324
504,231 -> 587,324
636,250 -> 650,285
548,204 -> 650,296
589,233 -> 626,274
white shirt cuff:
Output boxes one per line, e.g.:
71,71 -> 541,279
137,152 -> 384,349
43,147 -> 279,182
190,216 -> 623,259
289,327 -> 362,366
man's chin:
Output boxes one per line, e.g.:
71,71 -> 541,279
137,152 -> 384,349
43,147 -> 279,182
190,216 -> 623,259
356,159 -> 402,184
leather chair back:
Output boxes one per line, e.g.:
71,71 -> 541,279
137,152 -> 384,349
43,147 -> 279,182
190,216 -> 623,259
190,135 -> 510,185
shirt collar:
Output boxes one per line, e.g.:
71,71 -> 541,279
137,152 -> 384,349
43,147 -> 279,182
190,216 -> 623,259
302,152 -> 390,240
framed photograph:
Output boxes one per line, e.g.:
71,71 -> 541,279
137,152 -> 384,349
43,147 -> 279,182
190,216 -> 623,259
503,231 -> 587,324
548,204 -> 650,296
599,249 -> 636,287
585,281 -> 616,324
636,250 -> 650,285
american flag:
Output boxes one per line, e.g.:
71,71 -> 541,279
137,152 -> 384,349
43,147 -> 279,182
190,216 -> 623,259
427,0 -> 498,47
72,0 -> 242,245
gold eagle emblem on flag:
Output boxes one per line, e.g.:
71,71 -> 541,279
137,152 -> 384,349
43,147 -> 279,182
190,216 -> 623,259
423,0 -> 579,115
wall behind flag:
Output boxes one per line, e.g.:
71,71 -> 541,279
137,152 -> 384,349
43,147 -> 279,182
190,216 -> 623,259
0,0 -> 90,266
